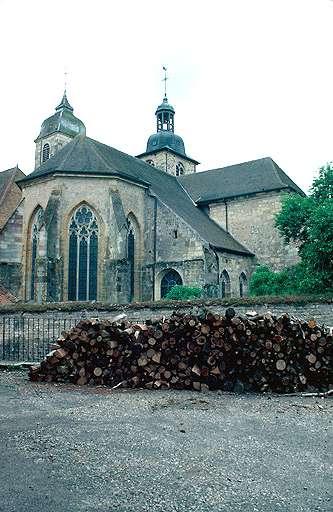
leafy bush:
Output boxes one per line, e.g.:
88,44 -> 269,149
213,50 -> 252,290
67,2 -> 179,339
250,263 -> 333,296
165,285 -> 202,300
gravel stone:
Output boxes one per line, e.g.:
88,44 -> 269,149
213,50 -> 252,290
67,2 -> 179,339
0,370 -> 332,512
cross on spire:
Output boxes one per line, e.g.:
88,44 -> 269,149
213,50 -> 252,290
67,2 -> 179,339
162,67 -> 169,97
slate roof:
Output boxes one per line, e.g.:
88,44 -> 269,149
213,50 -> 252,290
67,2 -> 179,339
0,166 -> 25,231
178,157 -> 305,203
145,131 -> 186,156
18,135 -> 252,256
35,92 -> 86,141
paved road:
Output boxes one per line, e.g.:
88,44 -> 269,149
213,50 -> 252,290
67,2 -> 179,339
0,370 -> 332,512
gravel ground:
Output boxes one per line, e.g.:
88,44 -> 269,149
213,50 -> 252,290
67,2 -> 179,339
0,370 -> 332,512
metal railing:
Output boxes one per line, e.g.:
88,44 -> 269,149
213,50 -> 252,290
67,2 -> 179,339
1,316 -> 82,362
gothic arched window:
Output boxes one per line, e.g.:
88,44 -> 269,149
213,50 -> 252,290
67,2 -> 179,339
239,272 -> 248,297
30,208 -> 44,300
127,218 -> 135,301
68,205 -> 99,301
176,163 -> 184,176
221,270 -> 231,298
42,143 -> 50,162
160,270 -> 182,298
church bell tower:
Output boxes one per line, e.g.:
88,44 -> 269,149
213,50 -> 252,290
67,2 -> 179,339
136,70 -> 199,176
34,91 -> 86,170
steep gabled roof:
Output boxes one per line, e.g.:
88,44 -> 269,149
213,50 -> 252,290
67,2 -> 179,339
178,157 -> 305,203
0,166 -> 25,231
18,135 -> 252,256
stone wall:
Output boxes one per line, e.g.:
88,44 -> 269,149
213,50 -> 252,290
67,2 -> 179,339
0,202 -> 24,264
208,190 -> 300,272
1,298 -> 332,362
1,299 -> 332,325
139,150 -> 196,176
0,202 -> 24,296
35,132 -> 72,170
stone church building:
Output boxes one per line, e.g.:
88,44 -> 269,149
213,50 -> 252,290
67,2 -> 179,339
0,91 -> 304,303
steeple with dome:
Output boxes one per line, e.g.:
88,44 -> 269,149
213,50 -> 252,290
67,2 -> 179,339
137,76 -> 198,176
145,94 -> 187,157
34,91 -> 86,170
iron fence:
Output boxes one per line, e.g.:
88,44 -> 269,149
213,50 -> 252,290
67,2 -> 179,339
0,316 -> 83,362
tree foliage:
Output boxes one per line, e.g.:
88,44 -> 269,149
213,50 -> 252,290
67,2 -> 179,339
249,265 -> 304,296
165,285 -> 202,300
251,163 -> 333,295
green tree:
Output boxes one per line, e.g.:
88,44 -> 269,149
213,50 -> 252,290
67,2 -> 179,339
275,163 -> 333,294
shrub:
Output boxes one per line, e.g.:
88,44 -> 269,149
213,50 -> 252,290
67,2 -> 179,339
165,285 -> 202,300
250,265 -> 302,296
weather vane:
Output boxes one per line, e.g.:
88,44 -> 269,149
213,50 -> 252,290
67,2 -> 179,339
64,68 -> 67,94
162,66 -> 169,97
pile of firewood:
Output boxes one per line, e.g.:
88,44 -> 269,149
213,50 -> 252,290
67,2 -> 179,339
29,308 -> 333,393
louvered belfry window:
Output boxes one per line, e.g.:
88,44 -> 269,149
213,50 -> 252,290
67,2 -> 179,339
68,205 -> 99,301
42,143 -> 50,162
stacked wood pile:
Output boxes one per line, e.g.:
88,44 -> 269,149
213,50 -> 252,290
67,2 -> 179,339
29,308 -> 333,393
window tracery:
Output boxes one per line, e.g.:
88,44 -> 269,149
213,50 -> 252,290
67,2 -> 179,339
30,208 -> 44,300
68,205 -> 99,301
160,270 -> 182,298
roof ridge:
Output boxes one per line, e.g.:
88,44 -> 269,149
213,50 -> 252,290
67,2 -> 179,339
56,135 -> 83,170
202,156 -> 268,175
267,157 -> 286,188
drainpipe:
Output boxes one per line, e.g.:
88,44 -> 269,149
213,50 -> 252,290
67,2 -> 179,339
224,199 -> 228,232
152,196 -> 157,300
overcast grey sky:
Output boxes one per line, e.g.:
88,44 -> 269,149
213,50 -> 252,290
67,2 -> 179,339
0,0 -> 332,192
